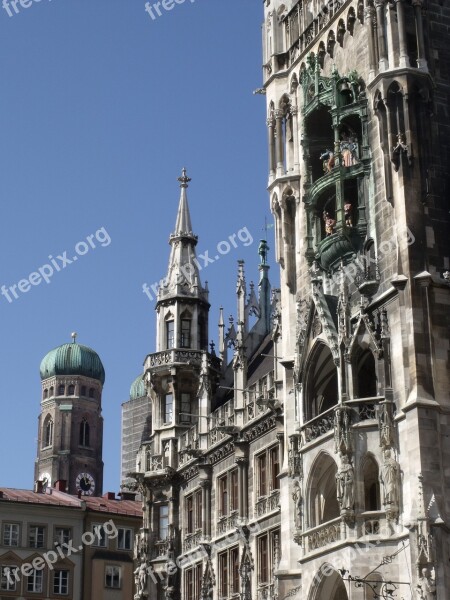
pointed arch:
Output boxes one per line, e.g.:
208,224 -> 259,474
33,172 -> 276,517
327,30 -> 336,58
347,7 -> 356,35
42,415 -> 53,448
308,564 -> 349,600
79,418 -> 90,447
304,341 -> 338,421
361,453 -> 381,511
306,452 -> 339,528
337,19 -> 346,47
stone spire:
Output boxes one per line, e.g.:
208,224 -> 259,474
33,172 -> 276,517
158,169 -> 207,302
173,168 -> 194,237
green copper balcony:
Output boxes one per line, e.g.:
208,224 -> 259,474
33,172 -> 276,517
316,230 -> 360,272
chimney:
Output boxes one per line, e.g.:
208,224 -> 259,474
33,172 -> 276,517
54,480 -> 67,492
0,491 -> 4,499
34,481 -> 44,494
103,492 -> 115,500
119,491 -> 137,501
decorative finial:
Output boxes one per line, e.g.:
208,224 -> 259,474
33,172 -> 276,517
71,332 -> 78,343
178,167 -> 191,188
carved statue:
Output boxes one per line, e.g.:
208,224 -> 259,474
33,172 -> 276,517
344,202 -> 353,227
380,448 -> 400,506
134,559 -> 147,598
292,480 -> 302,529
379,400 -> 395,449
416,568 -> 436,599
320,149 -> 335,173
323,211 -> 336,236
336,454 -> 354,511
258,239 -> 269,265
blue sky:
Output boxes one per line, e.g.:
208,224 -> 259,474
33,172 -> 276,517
0,0 -> 276,492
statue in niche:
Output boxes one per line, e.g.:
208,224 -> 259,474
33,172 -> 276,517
416,568 -> 436,599
380,448 -> 400,507
320,148 -> 335,173
292,480 -> 302,529
336,454 -> 354,511
134,558 -> 147,598
344,202 -> 353,227
323,211 -> 336,236
340,128 -> 359,166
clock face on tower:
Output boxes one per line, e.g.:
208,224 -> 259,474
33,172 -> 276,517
75,472 -> 95,496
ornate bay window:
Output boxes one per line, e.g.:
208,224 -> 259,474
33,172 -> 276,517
185,563 -> 203,600
255,445 -> 281,517
185,489 -> 202,534
257,529 -> 280,591
219,546 -> 240,599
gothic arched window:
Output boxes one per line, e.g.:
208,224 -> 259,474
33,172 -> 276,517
79,419 -> 90,447
68,385 -> 75,396
305,343 -> 338,420
355,349 -> 377,398
43,417 -> 53,448
58,384 -> 65,396
307,453 -> 340,528
363,455 -> 381,512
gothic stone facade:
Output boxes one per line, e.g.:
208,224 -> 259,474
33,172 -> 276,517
263,0 -> 449,599
131,1 -> 450,598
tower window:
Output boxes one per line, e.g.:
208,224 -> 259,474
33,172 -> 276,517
180,319 -> 191,348
158,505 -> 169,540
166,320 -> 175,349
89,388 -> 95,398
58,385 -> 65,396
43,389 -> 48,400
79,419 -> 90,447
68,385 -> 75,396
180,393 -> 191,423
163,394 -> 173,424
81,386 -> 87,396
43,418 -> 53,448
49,386 -> 54,397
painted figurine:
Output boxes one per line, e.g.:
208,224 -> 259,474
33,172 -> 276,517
323,211 -> 336,236
344,202 -> 352,227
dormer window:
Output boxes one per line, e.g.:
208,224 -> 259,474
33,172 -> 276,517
180,319 -> 191,348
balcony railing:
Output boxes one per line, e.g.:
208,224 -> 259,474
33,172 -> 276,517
217,511 -> 239,536
208,399 -> 235,446
254,490 -> 281,518
145,348 -> 205,369
304,517 -> 342,552
284,0 -> 348,59
258,584 -> 276,600
361,511 -> 384,536
182,529 -> 203,553
145,453 -> 168,473
302,406 -> 335,443
152,539 -> 170,559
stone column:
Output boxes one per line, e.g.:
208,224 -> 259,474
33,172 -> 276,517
291,106 -> 300,172
412,0 -> 428,70
267,116 -> 276,178
236,457 -> 249,518
275,109 -> 285,174
395,0 -> 410,67
200,480 -> 211,538
366,3 -> 377,79
375,0 -> 389,71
